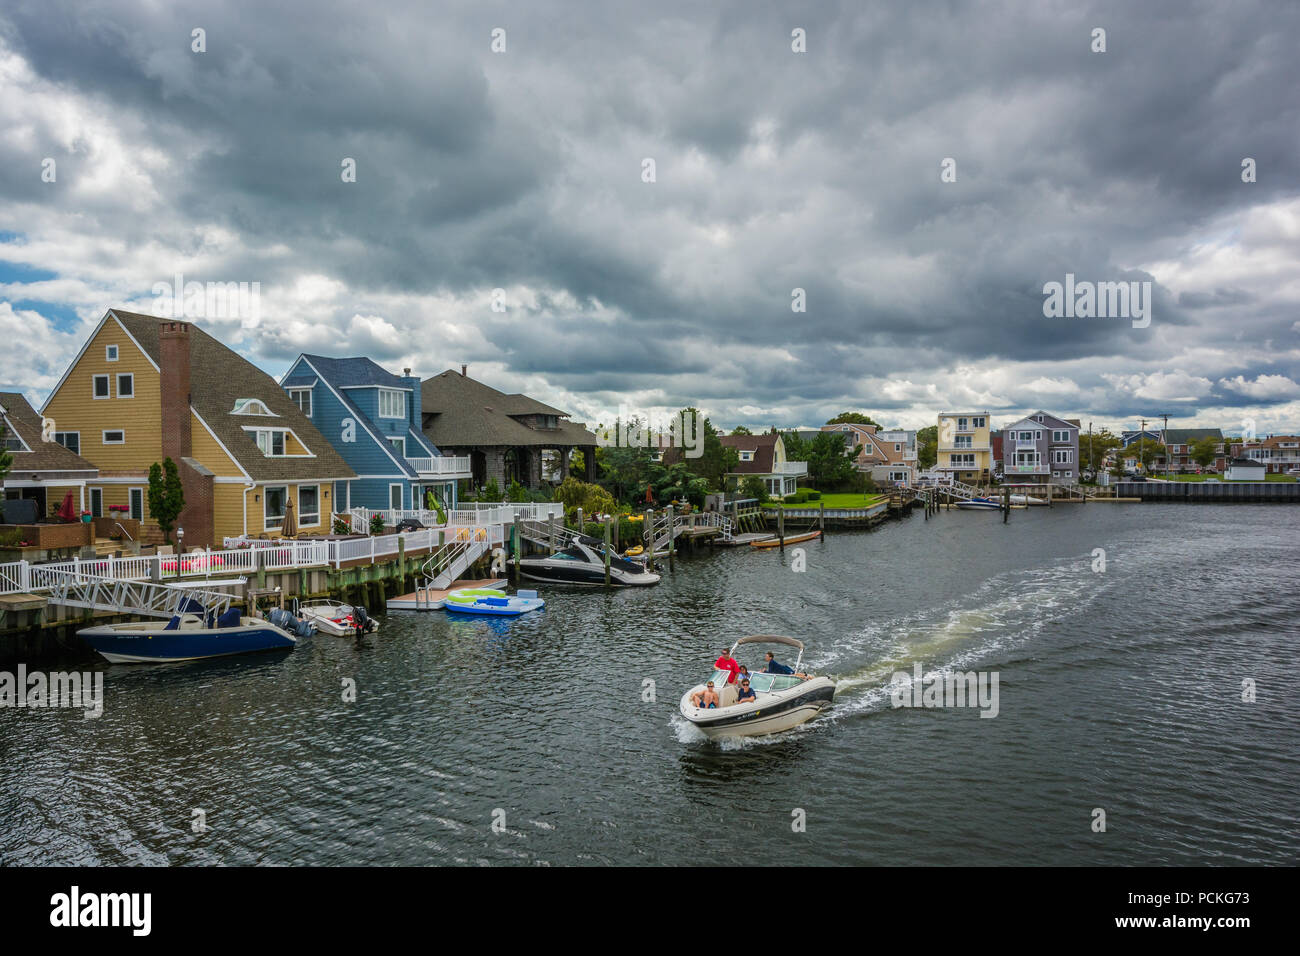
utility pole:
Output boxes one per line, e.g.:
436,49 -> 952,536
1161,413 -> 1170,477
1139,418 -> 1147,474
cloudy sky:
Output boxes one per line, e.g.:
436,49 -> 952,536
1,0 -> 1297,435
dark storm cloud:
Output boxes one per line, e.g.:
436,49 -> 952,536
0,0 -> 1297,427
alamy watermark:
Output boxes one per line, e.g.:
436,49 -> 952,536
890,662 -> 999,718
1,665 -> 103,718
1042,273 -> 1151,328
595,407 -> 702,458
151,273 -> 261,322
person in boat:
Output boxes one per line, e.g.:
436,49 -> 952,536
715,648 -> 741,684
762,651 -> 810,679
691,681 -> 719,709
736,679 -> 757,703
736,665 -> 753,684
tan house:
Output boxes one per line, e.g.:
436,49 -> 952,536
821,422 -> 917,485
40,309 -> 355,546
717,433 -> 807,497
1,392 -> 100,518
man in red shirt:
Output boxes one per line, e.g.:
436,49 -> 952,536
714,647 -> 741,684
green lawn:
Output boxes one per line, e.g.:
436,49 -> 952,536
1161,473 -> 1296,483
763,493 -> 889,509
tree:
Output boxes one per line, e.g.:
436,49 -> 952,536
740,475 -> 769,504
1126,439 -> 1166,472
729,425 -> 752,436
1190,436 -> 1220,469
1083,428 -> 1122,474
917,425 -> 938,469
506,479 -> 530,502
147,457 -> 185,544
804,431 -> 861,489
826,412 -> 879,427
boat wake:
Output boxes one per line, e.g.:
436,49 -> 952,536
807,555 -> 1108,726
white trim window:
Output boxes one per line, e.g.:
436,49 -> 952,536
90,487 -> 103,517
264,485 -> 288,529
972,417 -> 986,428
249,428 -> 286,456
129,487 -> 144,521
298,484 -> 320,526
93,374 -> 110,399
54,431 -> 80,454
2,424 -> 28,452
739,450 -> 754,461
1051,429 -> 1071,443
231,398 -> 276,416
102,429 -> 126,445
288,387 -> 312,417
116,372 -> 134,398
105,345 -> 119,362
388,436 -> 406,457
378,388 -> 406,419
1053,449 -> 1073,464
389,483 -> 403,510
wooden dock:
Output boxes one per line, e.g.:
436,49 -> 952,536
387,578 -> 507,612
715,532 -> 775,547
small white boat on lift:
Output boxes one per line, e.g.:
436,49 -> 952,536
298,601 -> 378,636
678,635 -> 835,739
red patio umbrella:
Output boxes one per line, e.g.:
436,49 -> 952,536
57,491 -> 77,523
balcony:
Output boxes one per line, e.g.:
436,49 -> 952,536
406,455 -> 473,478
1004,462 -> 1047,474
776,461 -> 809,476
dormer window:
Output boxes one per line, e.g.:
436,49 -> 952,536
740,450 -> 755,461
378,388 -> 406,419
247,428 -> 286,456
231,398 -> 275,416
288,388 -> 312,417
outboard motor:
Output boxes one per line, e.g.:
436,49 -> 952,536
353,605 -> 370,635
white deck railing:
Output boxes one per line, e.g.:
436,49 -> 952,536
405,455 -> 472,476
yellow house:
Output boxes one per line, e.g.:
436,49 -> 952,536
936,411 -> 992,484
40,310 -> 356,546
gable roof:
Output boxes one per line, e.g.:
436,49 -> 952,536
1005,411 -> 1077,431
299,354 -> 410,390
107,310 -> 355,482
0,392 -> 100,476
718,433 -> 779,474
1163,428 -> 1223,444
420,370 -> 597,447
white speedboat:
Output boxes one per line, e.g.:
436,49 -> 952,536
955,497 -> 1001,510
678,636 -> 835,739
513,536 -> 661,586
298,601 -> 378,636
79,611 -> 299,663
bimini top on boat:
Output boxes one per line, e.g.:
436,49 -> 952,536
678,635 -> 835,739
513,535 -> 661,587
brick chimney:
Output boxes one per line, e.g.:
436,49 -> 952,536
159,321 -> 193,462
461,364 -> 467,377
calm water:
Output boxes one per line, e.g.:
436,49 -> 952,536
2,504 -> 1298,866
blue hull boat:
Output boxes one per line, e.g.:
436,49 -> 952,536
78,612 -> 298,663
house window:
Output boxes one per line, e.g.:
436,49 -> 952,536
90,488 -> 103,517
972,417 -> 985,428
1017,431 -> 1033,441
288,388 -> 312,417
1054,449 -> 1073,464
298,485 -> 320,526
378,389 -> 406,419
105,345 -> 118,361
116,373 -> 134,398
54,432 -> 80,454
389,484 -> 403,510
388,436 -> 406,457
895,443 -> 901,452
1052,429 -> 1070,443
957,418 -> 968,430
739,450 -> 754,461
102,430 -> 125,444
250,429 -> 286,456
93,375 -> 110,399
2,432 -> 24,451
954,436 -> 972,448
264,486 -> 288,529
231,398 -> 274,416
129,488 -> 144,521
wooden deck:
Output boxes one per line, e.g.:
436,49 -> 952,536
386,578 -> 507,612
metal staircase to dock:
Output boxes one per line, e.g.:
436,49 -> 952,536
420,534 -> 493,590
31,566 -> 237,619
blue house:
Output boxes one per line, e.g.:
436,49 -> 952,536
279,355 -> 472,515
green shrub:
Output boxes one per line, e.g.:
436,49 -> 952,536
369,514 -> 386,535
805,489 -> 821,501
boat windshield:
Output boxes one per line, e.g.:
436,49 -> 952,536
746,673 -> 803,693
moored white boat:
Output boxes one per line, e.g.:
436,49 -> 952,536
299,601 -> 378,636
678,636 -> 835,739
513,536 -> 660,586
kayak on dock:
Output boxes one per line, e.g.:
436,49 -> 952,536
750,530 -> 822,548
